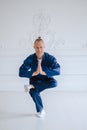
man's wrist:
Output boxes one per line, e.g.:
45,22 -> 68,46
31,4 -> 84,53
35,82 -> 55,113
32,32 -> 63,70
40,71 -> 46,75
32,71 -> 39,76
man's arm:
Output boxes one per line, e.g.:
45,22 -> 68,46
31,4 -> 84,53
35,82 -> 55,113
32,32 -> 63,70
19,56 -> 33,78
43,57 -> 60,77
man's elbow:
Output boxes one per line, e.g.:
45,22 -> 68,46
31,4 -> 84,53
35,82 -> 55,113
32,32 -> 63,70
19,69 -> 24,77
19,71 -> 22,77
57,67 -> 60,75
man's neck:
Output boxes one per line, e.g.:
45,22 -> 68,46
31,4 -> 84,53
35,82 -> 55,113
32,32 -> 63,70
36,53 -> 44,60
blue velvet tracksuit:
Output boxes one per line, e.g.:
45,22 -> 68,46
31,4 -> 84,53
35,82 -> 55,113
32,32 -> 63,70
19,52 -> 60,112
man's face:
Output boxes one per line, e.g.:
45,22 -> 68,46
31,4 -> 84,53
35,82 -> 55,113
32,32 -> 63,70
34,41 -> 45,59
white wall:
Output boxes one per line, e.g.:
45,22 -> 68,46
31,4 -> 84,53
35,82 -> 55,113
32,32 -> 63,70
0,0 -> 87,91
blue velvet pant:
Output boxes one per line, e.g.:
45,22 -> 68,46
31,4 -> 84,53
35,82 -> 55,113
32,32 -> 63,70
29,78 -> 57,112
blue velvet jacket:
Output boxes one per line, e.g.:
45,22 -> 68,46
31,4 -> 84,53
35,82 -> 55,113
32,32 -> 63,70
19,52 -> 60,84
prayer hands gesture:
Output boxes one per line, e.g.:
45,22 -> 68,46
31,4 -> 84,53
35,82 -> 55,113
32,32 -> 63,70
32,59 -> 46,76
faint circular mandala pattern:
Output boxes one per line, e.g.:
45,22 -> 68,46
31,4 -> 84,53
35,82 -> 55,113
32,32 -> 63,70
31,10 -> 52,43
33,10 -> 51,31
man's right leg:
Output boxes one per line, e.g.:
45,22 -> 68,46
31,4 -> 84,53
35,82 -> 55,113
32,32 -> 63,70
29,88 -> 43,113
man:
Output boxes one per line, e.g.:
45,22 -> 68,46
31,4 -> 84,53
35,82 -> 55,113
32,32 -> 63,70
19,37 -> 60,118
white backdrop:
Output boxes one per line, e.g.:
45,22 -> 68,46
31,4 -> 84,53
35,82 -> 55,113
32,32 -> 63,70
0,0 -> 87,91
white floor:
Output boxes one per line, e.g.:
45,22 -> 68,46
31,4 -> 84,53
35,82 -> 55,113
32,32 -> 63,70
0,91 -> 87,130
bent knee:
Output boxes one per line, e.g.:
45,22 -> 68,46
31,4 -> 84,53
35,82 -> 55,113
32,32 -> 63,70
50,79 -> 57,87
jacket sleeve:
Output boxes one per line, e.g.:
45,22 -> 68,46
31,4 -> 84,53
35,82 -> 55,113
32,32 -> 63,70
43,56 -> 60,77
19,56 -> 33,78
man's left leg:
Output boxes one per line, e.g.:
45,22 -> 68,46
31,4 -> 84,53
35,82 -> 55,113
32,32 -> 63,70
34,78 -> 57,93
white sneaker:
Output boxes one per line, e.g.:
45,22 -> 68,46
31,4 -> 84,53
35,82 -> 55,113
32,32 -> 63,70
36,109 -> 46,118
24,85 -> 34,92
24,85 -> 29,92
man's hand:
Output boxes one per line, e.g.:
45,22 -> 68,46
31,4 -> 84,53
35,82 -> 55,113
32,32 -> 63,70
32,71 -> 39,76
32,58 -> 46,76
37,59 -> 46,75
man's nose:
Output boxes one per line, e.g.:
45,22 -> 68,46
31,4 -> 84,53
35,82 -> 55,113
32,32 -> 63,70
38,48 -> 41,51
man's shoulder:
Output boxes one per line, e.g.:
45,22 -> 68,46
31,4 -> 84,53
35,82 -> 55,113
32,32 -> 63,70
24,53 -> 36,61
44,52 -> 55,59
